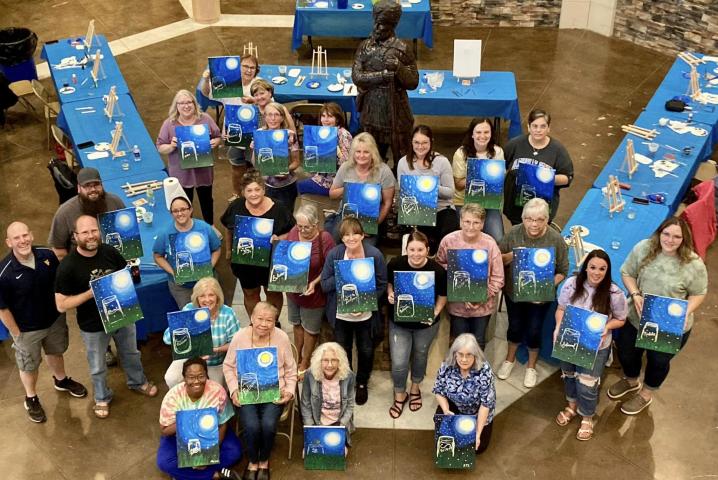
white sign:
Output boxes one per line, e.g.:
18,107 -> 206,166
453,39 -> 482,79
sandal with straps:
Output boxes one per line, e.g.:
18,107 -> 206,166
389,394 -> 409,419
408,390 -> 422,412
576,418 -> 594,441
555,405 -> 577,426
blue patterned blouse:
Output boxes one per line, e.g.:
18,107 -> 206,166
432,362 -> 496,422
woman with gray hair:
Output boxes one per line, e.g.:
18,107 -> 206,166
433,333 -> 496,455
497,198 -> 569,388
286,204 -> 336,376
300,342 -> 356,447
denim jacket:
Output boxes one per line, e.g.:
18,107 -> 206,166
300,370 -> 356,445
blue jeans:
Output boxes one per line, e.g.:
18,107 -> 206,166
334,318 -> 374,385
456,206 -> 504,243
238,402 -> 284,463
560,347 -> 611,417
449,314 -> 491,350
389,321 -> 440,392
297,178 -> 330,196
157,429 -> 243,480
80,325 -> 147,403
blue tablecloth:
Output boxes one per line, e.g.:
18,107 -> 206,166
593,110 -> 710,211
103,171 -> 178,340
292,0 -> 433,50
58,93 -> 165,180
41,34 -> 129,104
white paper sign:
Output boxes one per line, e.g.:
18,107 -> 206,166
453,39 -> 482,79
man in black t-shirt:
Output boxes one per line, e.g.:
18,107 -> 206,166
55,215 -> 158,419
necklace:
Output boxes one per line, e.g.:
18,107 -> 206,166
251,326 -> 272,348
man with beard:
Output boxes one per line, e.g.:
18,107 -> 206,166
54,215 -> 158,419
48,167 -> 125,260
0,221 -> 88,423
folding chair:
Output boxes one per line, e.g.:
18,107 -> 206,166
31,79 -> 59,149
51,124 -> 77,169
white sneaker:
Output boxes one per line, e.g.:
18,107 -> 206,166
523,367 -> 538,388
496,361 -> 515,380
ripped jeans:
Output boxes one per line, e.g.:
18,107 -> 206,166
560,347 -> 610,417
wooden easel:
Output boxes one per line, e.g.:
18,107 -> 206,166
621,124 -> 657,140
621,139 -> 638,178
90,49 -> 106,87
311,46 -> 328,77
689,66 -> 701,100
243,42 -> 258,59
122,179 -> 162,197
569,226 -> 586,267
104,85 -> 123,121
605,175 -> 625,215
84,19 -> 96,50
678,51 -> 704,67
109,121 -> 128,158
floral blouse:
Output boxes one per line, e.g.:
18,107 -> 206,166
432,362 -> 496,423
310,127 -> 353,189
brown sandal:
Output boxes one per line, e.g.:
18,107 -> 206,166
389,394 -> 408,419
576,418 -> 594,441
93,403 -> 110,419
133,381 -> 158,397
408,390 -> 422,412
555,406 -> 577,426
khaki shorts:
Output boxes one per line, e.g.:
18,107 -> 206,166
12,314 -> 69,372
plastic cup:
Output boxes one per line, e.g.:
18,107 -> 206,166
142,210 -> 154,225
278,65 -> 287,76
611,237 -> 621,250
648,142 -> 659,153
626,208 -> 636,220
658,118 -> 669,127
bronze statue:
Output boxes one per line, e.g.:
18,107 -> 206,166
352,0 -> 419,168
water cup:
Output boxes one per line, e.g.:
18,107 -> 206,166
647,142 -> 659,154
278,65 -> 287,76
343,69 -> 352,79
659,117 -> 669,127
626,208 -> 636,220
121,159 -> 130,171
611,237 -> 621,250
142,210 -> 154,225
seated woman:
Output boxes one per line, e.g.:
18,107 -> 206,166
433,334 -> 496,455
157,357 -> 242,480
300,342 -> 356,448
162,277 -> 241,389
223,302 -> 297,480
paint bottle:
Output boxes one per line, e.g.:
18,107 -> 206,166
132,145 -> 141,162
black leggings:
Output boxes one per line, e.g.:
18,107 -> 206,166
183,185 -> 214,225
436,400 -> 493,455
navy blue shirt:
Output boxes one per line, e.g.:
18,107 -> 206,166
0,247 -> 62,332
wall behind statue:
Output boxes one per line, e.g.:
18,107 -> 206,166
432,0 -> 563,27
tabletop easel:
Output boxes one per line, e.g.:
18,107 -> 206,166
243,42 -> 258,59
568,226 -> 586,268
122,179 -> 162,197
104,85 -> 124,121
605,175 -> 625,216
90,49 -> 107,88
621,124 -> 657,140
621,138 -> 638,178
82,19 -> 101,58
109,121 -> 130,158
678,51 -> 704,67
311,46 -> 328,77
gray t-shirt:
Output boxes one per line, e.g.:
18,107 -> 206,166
331,161 -> 396,191
397,154 -> 455,210
48,193 -> 126,250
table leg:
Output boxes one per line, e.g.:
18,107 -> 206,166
413,39 -> 418,59
308,36 -> 313,52
493,117 -> 502,142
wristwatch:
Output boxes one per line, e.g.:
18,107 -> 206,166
630,291 -> 643,298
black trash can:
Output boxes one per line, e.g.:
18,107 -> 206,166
0,27 -> 37,66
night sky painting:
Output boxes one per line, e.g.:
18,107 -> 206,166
551,305 -> 607,369
232,215 -> 273,267
342,182 -> 381,235
394,271 -> 435,324
176,124 -> 214,169
335,258 -> 378,314
98,207 -> 143,260
224,104 -> 259,148
253,129 -> 290,176
267,240 -> 312,293
514,160 -> 555,207
512,247 -> 556,302
304,425 -> 346,471
447,249 -> 488,303
433,414 -> 476,470
635,294 -> 687,354
398,175 -> 439,227
465,158 -> 505,210
303,125 -> 338,174
169,231 -> 213,284
167,307 -> 213,360
90,268 -> 143,334
236,346 -> 280,404
176,408 -> 220,468
208,56 -> 243,99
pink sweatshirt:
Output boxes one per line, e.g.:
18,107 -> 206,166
435,230 -> 505,317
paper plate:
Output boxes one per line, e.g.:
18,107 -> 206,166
314,1 -> 329,7
409,0 -> 421,3
307,81 -> 321,89
635,153 -> 652,165
59,86 -> 75,94
327,83 -> 343,92
352,3 -> 365,9
271,76 -> 287,85
288,68 -> 301,78
690,127 -> 708,137
95,142 -> 111,151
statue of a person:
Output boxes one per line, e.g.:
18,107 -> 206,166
352,0 -> 419,167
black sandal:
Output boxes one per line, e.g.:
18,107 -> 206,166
389,394 -> 409,419
408,390 -> 422,412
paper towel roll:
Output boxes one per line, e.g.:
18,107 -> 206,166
163,177 -> 190,210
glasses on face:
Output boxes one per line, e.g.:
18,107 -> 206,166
75,229 -> 99,237
171,207 -> 191,214
185,374 -> 207,383
253,317 -> 275,325
524,217 -> 547,224
321,358 -> 339,365
242,65 -> 257,71
461,219 -> 483,228
177,101 -> 194,106
412,140 -> 430,147
456,352 -> 475,360
81,182 -> 102,190
296,224 -> 316,231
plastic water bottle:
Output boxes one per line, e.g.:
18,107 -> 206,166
146,188 -> 155,208
132,145 -> 141,162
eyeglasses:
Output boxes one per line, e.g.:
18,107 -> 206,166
81,182 -> 102,190
242,65 -> 257,71
321,358 -> 339,364
456,352 -> 475,360
171,207 -> 191,214
177,101 -> 194,106
296,224 -> 316,231
185,374 -> 207,383
524,217 -> 547,224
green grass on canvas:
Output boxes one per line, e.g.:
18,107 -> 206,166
399,205 -> 436,227
175,263 -> 214,284
512,279 -> 555,303
240,386 -> 280,405
178,448 -> 219,468
394,304 -> 433,323
636,331 -> 681,354
448,283 -> 488,303
213,85 -> 243,99
103,304 -> 143,334
120,238 -> 143,261
465,192 -> 503,211
303,154 -> 336,174
172,329 -> 214,360
304,454 -> 346,471
552,344 -> 599,370
436,445 -> 475,469
357,215 -> 377,235
268,273 -> 308,293
180,151 -> 214,169
257,155 -> 289,176
232,245 -> 271,267
337,291 -> 377,314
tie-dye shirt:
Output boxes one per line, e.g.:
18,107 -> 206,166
159,379 -> 234,427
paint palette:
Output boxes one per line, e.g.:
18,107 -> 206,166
95,142 -> 111,151
271,76 -> 288,85
327,84 -> 343,92
307,81 -> 321,89
59,86 -> 76,94
352,3 -> 364,8
635,153 -> 653,165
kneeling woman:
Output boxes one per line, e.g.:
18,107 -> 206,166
157,357 -> 242,480
433,334 -> 496,455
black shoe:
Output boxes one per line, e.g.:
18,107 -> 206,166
256,468 -> 270,480
218,468 -> 241,480
356,384 -> 368,405
53,376 -> 88,398
105,348 -> 118,367
24,396 -> 47,423
242,467 -> 257,480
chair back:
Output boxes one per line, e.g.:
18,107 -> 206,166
50,124 -> 76,167
290,103 -> 325,142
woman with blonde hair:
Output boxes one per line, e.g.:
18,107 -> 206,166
161,277 -> 241,389
157,89 -> 221,224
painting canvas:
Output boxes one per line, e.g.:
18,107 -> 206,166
551,305 -> 607,369
512,247 -> 556,302
167,308 -> 213,360
303,425 -> 346,471
342,182 -> 381,235
90,268 -> 143,334
232,215 -> 273,267
447,249 -> 488,303
433,414 -> 476,470
303,125 -> 338,174
393,271 -> 435,324
98,207 -> 143,260
334,258 -> 377,314
253,129 -> 290,176
398,175 -> 439,227
176,124 -> 214,169
465,158 -> 505,210
514,160 -> 555,207
169,231 -> 214,284
267,240 -> 312,293
236,347 -> 280,404
176,408 -> 220,468
635,294 -> 687,354
224,104 -> 259,148
208,56 -> 243,99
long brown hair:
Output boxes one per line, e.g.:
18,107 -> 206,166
408,125 -> 438,170
570,249 -> 613,315
638,217 -> 696,274
460,117 -> 497,159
